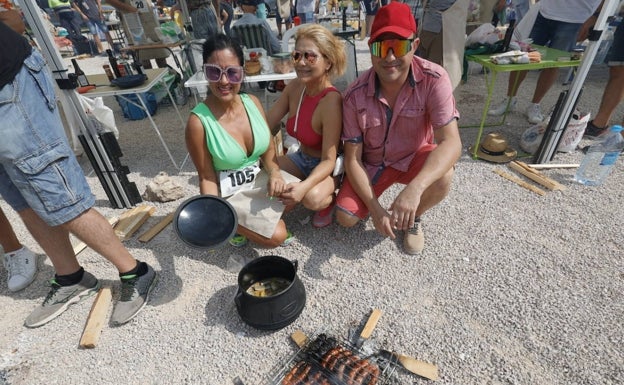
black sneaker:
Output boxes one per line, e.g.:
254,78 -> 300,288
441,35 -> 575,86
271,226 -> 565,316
583,120 -> 608,139
111,264 -> 157,325
24,271 -> 100,328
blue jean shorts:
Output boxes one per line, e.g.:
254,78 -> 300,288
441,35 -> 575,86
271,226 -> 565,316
86,18 -> 109,36
530,13 -> 582,52
287,149 -> 320,177
0,49 -> 94,226
607,23 -> 624,65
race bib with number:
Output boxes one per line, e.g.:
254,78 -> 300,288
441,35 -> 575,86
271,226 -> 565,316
219,161 -> 261,198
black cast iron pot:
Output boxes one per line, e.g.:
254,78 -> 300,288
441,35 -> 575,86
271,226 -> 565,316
235,255 -> 306,330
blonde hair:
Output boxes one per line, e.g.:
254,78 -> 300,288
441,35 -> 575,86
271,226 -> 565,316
295,24 -> 347,78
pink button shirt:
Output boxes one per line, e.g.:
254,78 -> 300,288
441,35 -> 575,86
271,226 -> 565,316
342,55 -> 459,178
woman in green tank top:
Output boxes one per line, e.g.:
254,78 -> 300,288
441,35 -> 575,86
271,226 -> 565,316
185,35 -> 292,248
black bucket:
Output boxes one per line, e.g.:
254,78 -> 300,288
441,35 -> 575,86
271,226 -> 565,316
235,255 -> 306,330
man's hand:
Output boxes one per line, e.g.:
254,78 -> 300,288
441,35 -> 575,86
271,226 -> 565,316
389,185 -> 421,231
370,204 -> 396,239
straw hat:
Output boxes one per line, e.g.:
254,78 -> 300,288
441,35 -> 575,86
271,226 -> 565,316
469,132 -> 517,163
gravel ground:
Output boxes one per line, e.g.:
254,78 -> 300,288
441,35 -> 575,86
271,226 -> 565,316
1,28 -> 623,385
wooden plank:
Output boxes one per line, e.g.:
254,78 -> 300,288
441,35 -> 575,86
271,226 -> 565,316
114,205 -> 156,240
360,308 -> 382,339
513,161 -> 566,190
509,162 -> 559,190
493,169 -> 546,196
138,212 -> 175,243
73,216 -> 119,255
79,287 -> 112,349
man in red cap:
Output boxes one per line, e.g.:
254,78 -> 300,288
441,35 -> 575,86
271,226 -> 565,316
335,2 -> 461,255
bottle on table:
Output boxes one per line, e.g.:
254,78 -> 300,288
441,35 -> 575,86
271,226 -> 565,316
107,49 -> 122,78
574,125 -> 624,186
71,58 -> 90,87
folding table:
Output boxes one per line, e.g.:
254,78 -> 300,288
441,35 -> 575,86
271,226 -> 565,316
84,68 -> 186,169
465,46 -> 582,159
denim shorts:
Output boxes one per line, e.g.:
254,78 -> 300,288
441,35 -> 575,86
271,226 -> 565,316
86,18 -> 109,36
287,149 -> 321,177
0,49 -> 94,226
607,23 -> 624,65
529,13 -> 582,52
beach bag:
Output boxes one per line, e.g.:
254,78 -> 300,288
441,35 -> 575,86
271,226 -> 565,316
520,110 -> 590,154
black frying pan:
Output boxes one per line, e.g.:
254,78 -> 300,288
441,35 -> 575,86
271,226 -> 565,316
174,195 -> 238,249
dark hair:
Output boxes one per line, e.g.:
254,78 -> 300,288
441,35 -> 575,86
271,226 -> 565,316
202,34 -> 245,66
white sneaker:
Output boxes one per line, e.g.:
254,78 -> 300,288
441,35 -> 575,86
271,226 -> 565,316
3,246 -> 38,292
488,96 -> 517,116
527,103 -> 545,124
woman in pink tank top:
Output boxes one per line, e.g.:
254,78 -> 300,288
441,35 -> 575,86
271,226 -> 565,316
267,24 -> 347,228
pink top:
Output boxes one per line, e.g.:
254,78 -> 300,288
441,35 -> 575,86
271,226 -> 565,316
286,86 -> 339,152
341,56 -> 459,178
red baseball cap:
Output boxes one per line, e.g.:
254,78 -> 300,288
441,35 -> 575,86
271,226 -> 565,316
369,2 -> 418,43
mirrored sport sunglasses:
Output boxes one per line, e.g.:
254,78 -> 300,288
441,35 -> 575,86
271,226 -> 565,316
291,50 -> 320,65
369,39 -> 414,58
203,64 -> 244,84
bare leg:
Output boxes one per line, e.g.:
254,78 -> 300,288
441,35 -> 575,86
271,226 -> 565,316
0,207 -> 21,253
593,65 -> 624,127
238,219 -> 288,248
19,208 -> 136,275
506,70 -> 528,97
531,67 -> 559,104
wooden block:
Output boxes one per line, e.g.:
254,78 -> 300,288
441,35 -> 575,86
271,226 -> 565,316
494,168 -> 546,196
138,212 -> 175,243
291,330 -> 309,348
360,308 -> 382,339
79,287 -> 112,349
73,216 -> 119,255
509,161 -> 564,191
114,205 -> 156,240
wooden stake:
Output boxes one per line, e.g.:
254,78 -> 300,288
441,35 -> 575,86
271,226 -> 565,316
114,205 -> 156,240
494,168 -> 546,196
138,212 -> 175,243
79,287 -> 112,349
527,163 -> 579,169
509,161 -> 565,191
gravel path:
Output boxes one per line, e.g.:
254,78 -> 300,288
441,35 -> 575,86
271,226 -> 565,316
1,31 -> 623,385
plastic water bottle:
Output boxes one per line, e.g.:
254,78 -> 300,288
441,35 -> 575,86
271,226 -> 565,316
574,125 -> 624,186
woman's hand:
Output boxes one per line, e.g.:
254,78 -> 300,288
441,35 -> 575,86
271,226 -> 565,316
267,169 -> 286,198
279,182 -> 306,206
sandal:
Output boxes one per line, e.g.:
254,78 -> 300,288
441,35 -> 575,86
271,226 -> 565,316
312,204 -> 334,228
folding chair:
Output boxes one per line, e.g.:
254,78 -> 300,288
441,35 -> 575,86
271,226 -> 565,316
231,23 -> 277,56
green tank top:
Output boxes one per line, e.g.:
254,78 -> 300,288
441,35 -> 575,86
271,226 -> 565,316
191,94 -> 270,171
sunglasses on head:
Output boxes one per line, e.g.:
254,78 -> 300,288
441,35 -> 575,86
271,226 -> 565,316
291,50 -> 320,64
203,64 -> 244,84
369,39 -> 414,58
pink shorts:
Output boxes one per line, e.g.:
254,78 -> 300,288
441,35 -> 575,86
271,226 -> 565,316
336,144 -> 436,219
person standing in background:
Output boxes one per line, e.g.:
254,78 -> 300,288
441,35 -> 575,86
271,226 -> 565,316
49,0 -> 83,43
488,0 -> 602,124
73,0 -> 115,55
579,2 -> 624,139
